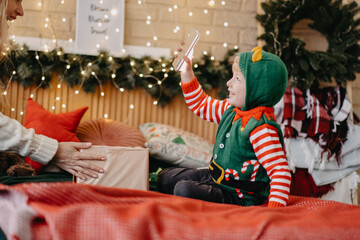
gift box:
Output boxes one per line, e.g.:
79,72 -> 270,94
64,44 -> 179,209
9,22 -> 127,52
76,145 -> 149,191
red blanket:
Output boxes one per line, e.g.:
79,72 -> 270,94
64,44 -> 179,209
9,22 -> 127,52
1,182 -> 360,240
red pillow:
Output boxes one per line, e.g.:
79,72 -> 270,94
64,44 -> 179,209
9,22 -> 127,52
24,98 -> 88,173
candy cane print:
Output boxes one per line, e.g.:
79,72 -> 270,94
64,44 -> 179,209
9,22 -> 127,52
235,189 -> 244,199
225,169 -> 239,181
241,160 -> 259,182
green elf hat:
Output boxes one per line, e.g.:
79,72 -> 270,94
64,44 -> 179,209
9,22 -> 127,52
238,47 -> 288,111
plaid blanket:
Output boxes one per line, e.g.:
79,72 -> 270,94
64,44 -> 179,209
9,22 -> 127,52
282,86 -> 351,163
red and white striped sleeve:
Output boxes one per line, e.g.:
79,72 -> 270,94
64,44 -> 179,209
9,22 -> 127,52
249,124 -> 291,208
181,78 -> 230,124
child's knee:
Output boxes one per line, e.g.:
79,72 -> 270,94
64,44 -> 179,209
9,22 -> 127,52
173,180 -> 195,198
156,168 -> 176,194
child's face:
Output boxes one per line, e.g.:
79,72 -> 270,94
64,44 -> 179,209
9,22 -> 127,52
226,56 -> 246,108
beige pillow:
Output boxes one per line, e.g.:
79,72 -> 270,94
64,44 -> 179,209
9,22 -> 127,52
139,123 -> 213,168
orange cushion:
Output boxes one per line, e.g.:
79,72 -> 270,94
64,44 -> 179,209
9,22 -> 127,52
76,119 -> 145,147
24,98 -> 88,173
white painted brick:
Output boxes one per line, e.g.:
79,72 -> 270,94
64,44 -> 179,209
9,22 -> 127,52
23,0 -> 43,11
126,6 -> 159,21
213,11 -> 257,28
159,8 -> 213,25
128,21 -> 185,41
242,0 -> 257,12
239,29 -> 257,45
188,0 -> 241,10
48,0 -> 76,14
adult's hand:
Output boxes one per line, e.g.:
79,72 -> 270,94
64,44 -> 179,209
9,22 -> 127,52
52,142 -> 105,180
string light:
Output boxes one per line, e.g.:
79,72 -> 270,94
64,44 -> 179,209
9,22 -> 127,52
224,22 -> 229,27
209,0 -> 215,6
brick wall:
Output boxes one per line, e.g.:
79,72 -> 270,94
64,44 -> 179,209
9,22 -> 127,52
7,0 -> 360,115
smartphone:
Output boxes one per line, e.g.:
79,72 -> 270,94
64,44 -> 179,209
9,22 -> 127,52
172,29 -> 200,71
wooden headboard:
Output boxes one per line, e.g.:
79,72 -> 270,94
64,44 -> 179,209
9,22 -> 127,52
1,76 -> 218,143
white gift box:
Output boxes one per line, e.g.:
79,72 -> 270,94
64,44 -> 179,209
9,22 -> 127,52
76,145 -> 149,191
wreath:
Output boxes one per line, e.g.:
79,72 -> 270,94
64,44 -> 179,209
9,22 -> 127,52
256,0 -> 360,90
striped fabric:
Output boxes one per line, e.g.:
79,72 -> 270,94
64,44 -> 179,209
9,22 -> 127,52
250,124 -> 291,207
182,79 -> 230,123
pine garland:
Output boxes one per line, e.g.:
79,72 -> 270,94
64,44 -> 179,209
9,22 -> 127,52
0,44 -> 237,106
257,0 -> 360,90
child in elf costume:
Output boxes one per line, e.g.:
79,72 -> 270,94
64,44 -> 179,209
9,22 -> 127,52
157,46 -> 291,207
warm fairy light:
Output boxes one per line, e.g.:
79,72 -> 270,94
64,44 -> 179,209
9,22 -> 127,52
146,42 -> 151,47
138,1 -> 142,5
81,70 -> 85,75
149,68 -> 153,72
91,71 -> 96,75
147,16 -> 151,20
104,114 -> 108,118
162,68 -> 166,72
45,23 -> 48,28
20,111 -> 24,115
204,9 -> 208,14
139,73 -> 144,77
69,38 -> 73,43
111,73 -> 116,78
56,97 -> 60,100
11,108 -> 15,112
189,12 -> 193,16
52,106 -> 55,110
203,51 -> 208,55
153,101 -> 158,105
120,88 -> 125,92
164,73 -> 168,78
45,18 -> 49,22
206,30 -> 210,35
234,45 -> 239,49
3,91 -> 7,95
57,84 -> 61,88
62,104 -> 66,108
61,0 -> 65,4
88,63 -> 92,66
121,49 -> 126,53
224,22 -> 229,27
209,0 -> 215,6
111,9 -> 118,16
75,90 -> 79,94
30,94 -> 34,98
157,80 -> 162,85
57,50 -> 62,55
98,23 -> 102,27
129,104 -> 134,109
105,35 -> 109,40
221,1 -> 226,5
66,64 -> 71,69
162,63 -> 166,67
130,61 -> 135,66
12,71 -> 16,75
108,56 -> 113,61
38,2 -> 42,7
148,84 -> 153,88
211,56 -> 215,60
223,43 -> 228,47
170,67 -> 174,71
41,76 -> 45,81
116,28 -> 120,32
168,8 -> 173,12
62,18 -> 66,22
153,36 -> 158,41
194,64 -> 199,68
96,44 -> 100,49
146,20 -> 151,25
101,92 -> 105,96
104,14 -> 109,19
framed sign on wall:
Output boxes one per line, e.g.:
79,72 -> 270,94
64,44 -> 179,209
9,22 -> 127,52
76,0 -> 125,56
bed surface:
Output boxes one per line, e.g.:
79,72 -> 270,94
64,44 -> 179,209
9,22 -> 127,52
1,182 -> 359,240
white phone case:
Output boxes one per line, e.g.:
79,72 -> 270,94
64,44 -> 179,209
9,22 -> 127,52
172,29 -> 200,71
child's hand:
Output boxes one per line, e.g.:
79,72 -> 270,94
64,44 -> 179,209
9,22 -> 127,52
176,41 -> 195,83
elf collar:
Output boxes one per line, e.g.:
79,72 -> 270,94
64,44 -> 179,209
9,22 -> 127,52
232,106 -> 275,131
